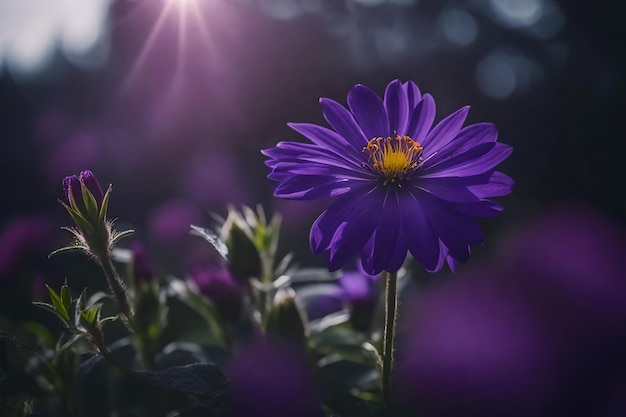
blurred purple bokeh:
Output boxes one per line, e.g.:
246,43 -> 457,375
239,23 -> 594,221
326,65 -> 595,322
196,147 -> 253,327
396,204 -> 626,417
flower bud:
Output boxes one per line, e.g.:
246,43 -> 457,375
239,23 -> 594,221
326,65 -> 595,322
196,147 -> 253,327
62,170 -> 104,215
222,212 -> 262,280
265,288 -> 308,348
62,175 -> 82,209
188,264 -> 243,322
56,170 -> 132,260
79,170 -> 104,205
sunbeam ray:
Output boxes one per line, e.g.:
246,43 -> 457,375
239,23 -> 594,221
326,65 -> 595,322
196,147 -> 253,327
122,0 -> 175,92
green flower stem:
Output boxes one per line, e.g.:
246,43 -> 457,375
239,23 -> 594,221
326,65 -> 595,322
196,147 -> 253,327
99,252 -> 133,323
257,251 -> 274,321
381,270 -> 398,404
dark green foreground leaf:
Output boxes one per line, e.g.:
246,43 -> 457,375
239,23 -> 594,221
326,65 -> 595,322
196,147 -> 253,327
130,362 -> 230,400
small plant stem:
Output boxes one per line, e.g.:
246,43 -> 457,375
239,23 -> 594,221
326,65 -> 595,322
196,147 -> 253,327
99,252 -> 133,323
257,251 -> 274,321
381,270 -> 398,404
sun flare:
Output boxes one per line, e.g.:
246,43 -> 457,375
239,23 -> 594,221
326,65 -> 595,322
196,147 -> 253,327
122,0 -> 226,92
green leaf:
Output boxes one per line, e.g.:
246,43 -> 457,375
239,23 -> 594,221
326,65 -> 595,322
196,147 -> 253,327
130,363 -> 230,399
0,329 -> 42,356
290,267 -> 336,283
45,284 -> 70,323
49,244 -> 83,258
242,205 -> 259,229
57,333 -> 86,353
274,252 -> 294,277
99,315 -> 119,325
168,280 -> 229,349
74,288 -> 87,328
60,283 -> 72,315
81,181 -> 99,219
267,211 -> 282,256
62,201 -> 96,234
98,184 -> 112,224
80,303 -> 102,325
318,358 -> 380,392
190,225 -> 228,262
111,228 -> 134,245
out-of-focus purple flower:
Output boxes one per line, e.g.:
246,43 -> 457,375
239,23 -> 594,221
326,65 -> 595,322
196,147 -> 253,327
499,205 -> 626,416
338,270 -> 379,332
503,204 -> 626,336
395,205 -> 626,417
0,217 -> 54,282
263,79 -> 513,275
395,275 -> 562,417
188,264 -> 243,321
298,268 -> 379,332
224,342 -> 324,417
132,242 -> 154,284
181,150 -> 249,209
45,130 -> 102,182
147,200 -> 200,246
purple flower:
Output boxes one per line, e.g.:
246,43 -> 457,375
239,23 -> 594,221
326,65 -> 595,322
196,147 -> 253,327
394,205 -> 626,417
187,264 -> 243,321
147,199 -> 200,245
262,80 -> 513,274
338,270 -> 379,332
0,217 -> 54,282
224,342 -> 324,417
132,242 -> 155,284
62,170 -> 104,210
395,276 -> 562,417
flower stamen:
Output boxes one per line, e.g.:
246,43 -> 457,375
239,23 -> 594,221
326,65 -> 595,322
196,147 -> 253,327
363,134 -> 423,184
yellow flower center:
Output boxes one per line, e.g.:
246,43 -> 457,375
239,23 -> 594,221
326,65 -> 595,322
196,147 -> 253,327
363,134 -> 423,184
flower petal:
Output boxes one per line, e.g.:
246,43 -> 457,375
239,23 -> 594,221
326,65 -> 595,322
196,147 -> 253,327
274,176 -> 366,200
403,81 -> 422,111
79,170 -> 104,205
468,171 -> 514,198
415,177 -> 482,203
412,189 -> 483,263
320,98 -> 369,151
310,187 -> 380,264
384,80 -> 410,136
263,142 -> 362,172
424,143 -> 513,178
424,122 -> 498,166
327,192 -> 385,271
62,175 -> 81,206
360,191 -> 406,274
269,162 -> 371,182
288,123 -> 363,164
405,93 -> 436,142
422,106 -> 470,154
347,84 -> 390,139
419,142 -> 496,177
402,192 -> 441,271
